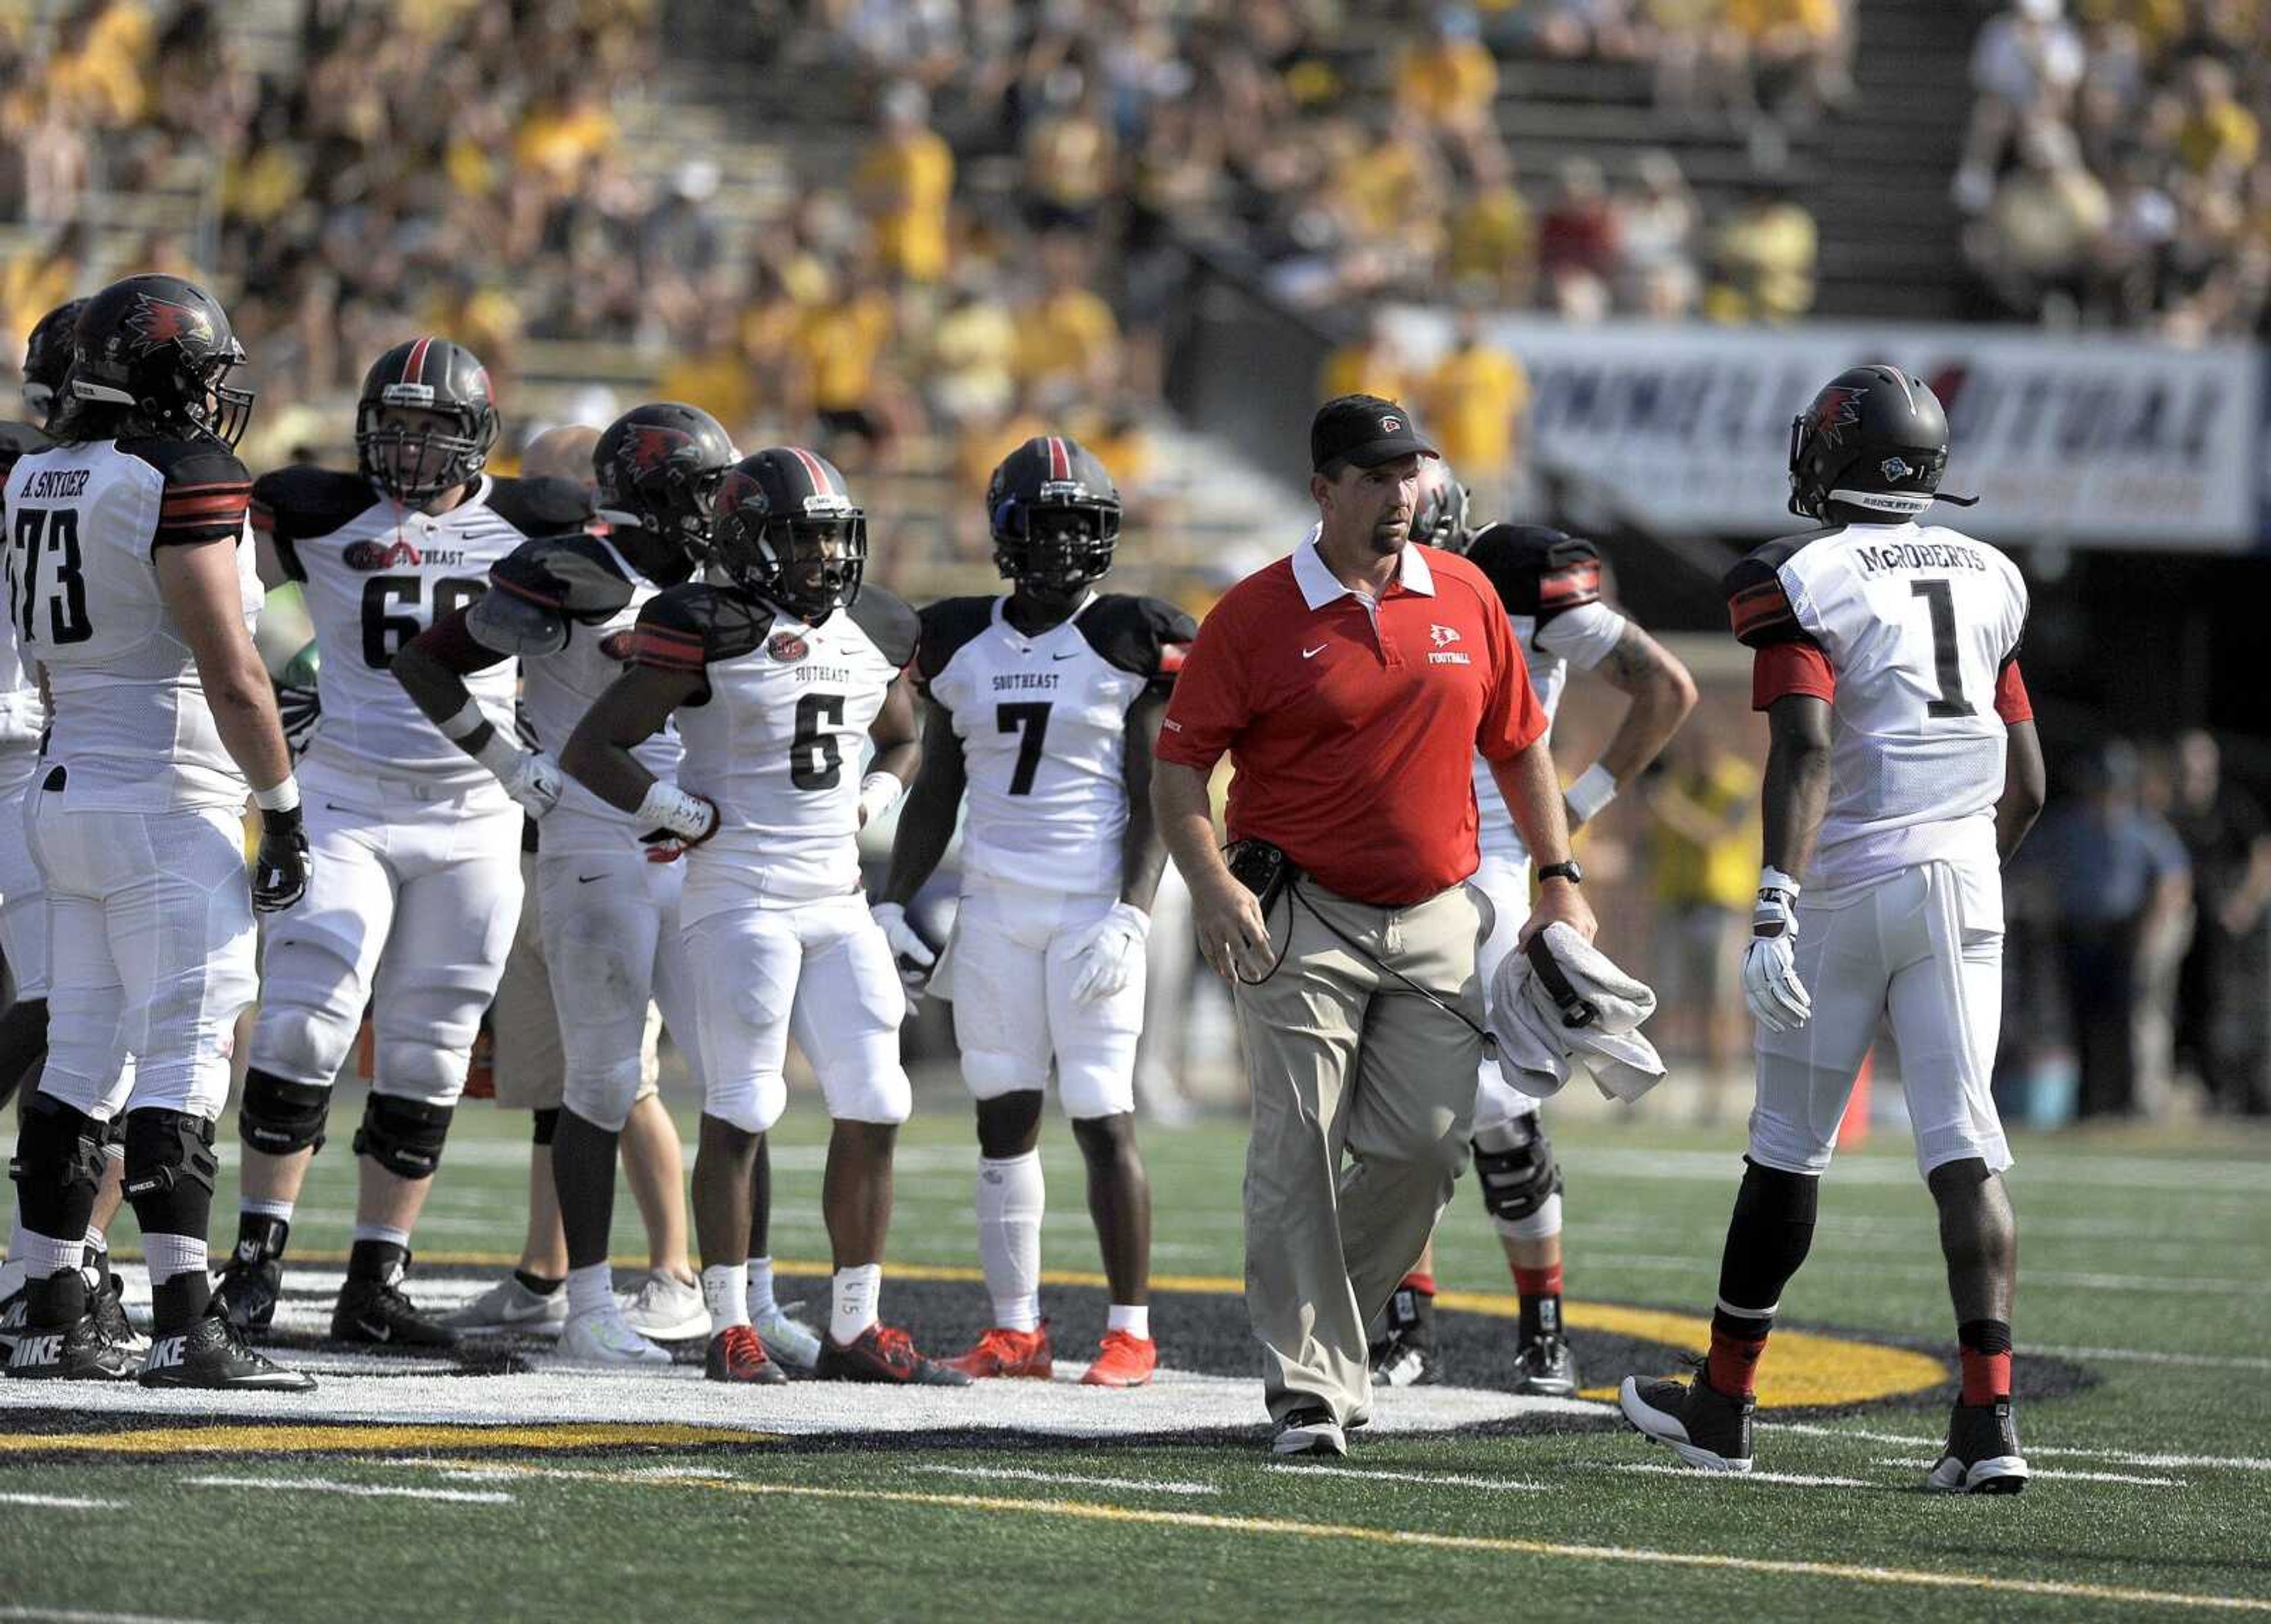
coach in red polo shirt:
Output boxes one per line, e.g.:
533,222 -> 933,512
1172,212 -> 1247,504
1153,395 -> 1596,1456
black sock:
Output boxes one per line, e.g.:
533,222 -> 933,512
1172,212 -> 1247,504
348,1238 -> 409,1283
233,1212 -> 290,1266
27,1268 -> 88,1329
513,1269 -> 564,1296
152,1267 -> 212,1331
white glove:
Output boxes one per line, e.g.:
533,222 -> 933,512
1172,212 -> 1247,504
481,740 -> 564,819
1742,867 -> 1811,1033
871,901 -> 936,991
1069,902 -> 1150,1007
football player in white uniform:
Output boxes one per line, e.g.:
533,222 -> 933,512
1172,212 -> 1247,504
0,299 -> 149,1367
214,337 -> 590,1347
1621,365 -> 2046,1492
4,274 -> 310,1389
1374,468 -> 1697,1396
876,436 -> 1193,1389
395,403 -> 821,1367
564,448 -> 968,1386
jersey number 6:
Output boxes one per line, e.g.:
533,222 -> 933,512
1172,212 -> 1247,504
361,574 -> 486,668
792,692 -> 846,790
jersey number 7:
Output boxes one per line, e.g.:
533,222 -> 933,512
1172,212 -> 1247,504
998,701 -> 1052,795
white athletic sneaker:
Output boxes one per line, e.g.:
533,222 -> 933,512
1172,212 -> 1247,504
619,1270 -> 707,1341
442,1273 -> 568,1336
753,1305 -> 822,1374
560,1308 -> 672,1367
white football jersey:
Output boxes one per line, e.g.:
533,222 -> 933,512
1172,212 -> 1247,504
630,582 -> 919,920
1732,519 -> 2028,889
3,436 -> 259,811
466,529 -> 683,849
917,592 -> 1194,898
254,466 -> 588,792
1457,525 -> 1628,863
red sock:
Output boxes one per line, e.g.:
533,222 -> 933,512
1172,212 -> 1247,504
1513,1263 -> 1562,1299
1399,1271 -> 1435,1296
1958,1318 -> 2013,1405
1706,1323 -> 1770,1399
1514,1263 -> 1564,1341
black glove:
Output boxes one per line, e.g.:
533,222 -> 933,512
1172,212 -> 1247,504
252,805 -> 311,913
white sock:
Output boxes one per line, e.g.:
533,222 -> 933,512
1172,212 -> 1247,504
351,1222 -> 412,1249
746,1256 -> 778,1322
4,1215 -> 24,1260
83,1222 -> 107,1257
702,1263 -> 749,1334
830,1263 -> 882,1344
566,1262 -> 614,1321
144,1233 -> 208,1286
243,1195 -> 296,1224
975,1151 -> 1044,1333
1107,1303 -> 1150,1340
81,1223 -> 109,1287
0,1218 -> 24,1299
18,1228 -> 82,1280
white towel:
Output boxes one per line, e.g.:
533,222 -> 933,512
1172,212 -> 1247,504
1491,922 -> 1668,1104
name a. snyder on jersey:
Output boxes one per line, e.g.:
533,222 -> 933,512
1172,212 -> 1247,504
18,467 -> 89,500
1852,539 -> 1991,577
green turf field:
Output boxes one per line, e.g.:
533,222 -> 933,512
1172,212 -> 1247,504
4,1088 -> 2269,1622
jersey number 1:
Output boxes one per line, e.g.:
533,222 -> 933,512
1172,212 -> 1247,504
1910,580 -> 1971,719
9,507 -> 92,646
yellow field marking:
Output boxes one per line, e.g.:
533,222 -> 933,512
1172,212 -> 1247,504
0,1422 -> 775,1457
92,1253 -> 1945,1411
401,1459 -> 2271,1615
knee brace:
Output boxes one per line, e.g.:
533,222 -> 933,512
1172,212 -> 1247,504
122,1108 -> 219,1217
0,995 -> 48,1110
531,1107 -> 560,1147
238,1067 -> 332,1156
10,1091 -> 106,1236
351,1093 -> 455,1180
1716,1157 -> 1821,1315
1472,1114 -> 1562,1226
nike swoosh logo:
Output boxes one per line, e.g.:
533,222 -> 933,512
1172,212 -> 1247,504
357,1321 -> 392,1342
1302,646 -> 1327,659
1051,651 -> 1079,661
577,874 -> 606,884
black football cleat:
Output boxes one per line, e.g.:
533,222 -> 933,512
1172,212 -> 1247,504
331,1267 -> 461,1348
1619,1358 -> 1755,1473
89,1270 -> 149,1358
5,1314 -> 138,1380
814,1322 -> 971,1385
0,1286 -> 27,1358
1512,1334 -> 1580,1397
1927,1399 -> 2030,1494
212,1253 -> 283,1335
142,1306 -> 315,1391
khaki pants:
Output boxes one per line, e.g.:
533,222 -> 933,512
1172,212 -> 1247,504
1233,877 -> 1490,1426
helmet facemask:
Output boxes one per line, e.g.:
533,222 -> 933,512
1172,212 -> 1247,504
358,397 -> 497,504
994,491 -> 1120,600
723,504 -> 867,622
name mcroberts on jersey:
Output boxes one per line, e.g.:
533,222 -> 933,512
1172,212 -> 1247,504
1849,538 -> 1992,577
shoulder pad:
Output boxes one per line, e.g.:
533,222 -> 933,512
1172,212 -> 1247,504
124,439 -> 254,550
914,596 -> 997,686
1462,523 -> 1603,624
1724,529 -> 1833,649
484,474 -> 594,536
847,586 -> 920,668
0,421 -> 48,484
1079,593 -> 1199,688
248,464 -> 375,581
490,533 -> 635,625
629,584 -> 776,673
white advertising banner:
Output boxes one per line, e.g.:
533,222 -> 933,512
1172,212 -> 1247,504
1381,310 -> 2262,551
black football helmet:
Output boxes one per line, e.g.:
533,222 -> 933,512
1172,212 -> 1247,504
66,274 -> 252,447
1410,459 -> 1472,552
1787,364 -> 1952,523
986,435 -> 1121,596
355,336 -> 499,503
594,402 -> 737,562
22,297 -> 86,423
710,447 -> 866,622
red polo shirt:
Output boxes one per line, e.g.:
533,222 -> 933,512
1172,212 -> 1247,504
1158,535 -> 1545,905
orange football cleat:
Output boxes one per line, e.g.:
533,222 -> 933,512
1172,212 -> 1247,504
944,1322 -> 1054,1380
1080,1329 -> 1157,1388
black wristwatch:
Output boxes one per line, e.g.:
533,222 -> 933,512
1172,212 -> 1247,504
1537,860 -> 1584,887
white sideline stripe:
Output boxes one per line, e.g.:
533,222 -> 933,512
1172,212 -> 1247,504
1599,1463 -> 1877,1489
0,1493 -> 125,1509
184,1474 -> 513,1505
2032,1344 -> 2271,1373
1267,1465 -> 1545,1493
1586,1252 -> 2271,1297
1572,1146 -> 2271,1192
1,1611 -> 254,1624
1872,1460 -> 2183,1488
911,1464 -> 1217,1496
407,1460 -> 2271,1614
1776,1422 -> 2271,1472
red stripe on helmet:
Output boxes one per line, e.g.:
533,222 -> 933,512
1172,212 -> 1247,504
1046,437 -> 1069,481
403,337 -> 433,386
785,445 -> 834,497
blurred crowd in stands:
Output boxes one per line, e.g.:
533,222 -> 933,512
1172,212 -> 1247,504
1957,0 -> 2270,337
